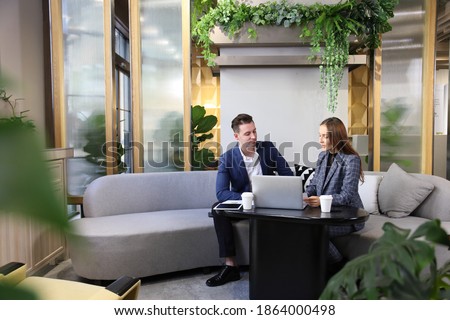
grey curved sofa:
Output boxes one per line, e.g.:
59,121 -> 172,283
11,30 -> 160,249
335,169 -> 450,268
66,171 -> 249,280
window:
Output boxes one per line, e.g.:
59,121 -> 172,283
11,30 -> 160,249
115,25 -> 132,173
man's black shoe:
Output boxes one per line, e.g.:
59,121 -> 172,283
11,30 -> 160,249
206,265 -> 240,287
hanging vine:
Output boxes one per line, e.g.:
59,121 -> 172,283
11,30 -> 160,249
192,0 -> 398,112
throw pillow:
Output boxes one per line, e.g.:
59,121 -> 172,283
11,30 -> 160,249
378,163 -> 434,218
358,174 -> 383,215
294,164 -> 315,193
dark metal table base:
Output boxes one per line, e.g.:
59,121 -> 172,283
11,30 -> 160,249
249,219 -> 328,300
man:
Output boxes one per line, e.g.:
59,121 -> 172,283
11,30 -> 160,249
206,113 -> 293,287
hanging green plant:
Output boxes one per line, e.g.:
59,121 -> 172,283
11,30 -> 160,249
192,0 -> 398,112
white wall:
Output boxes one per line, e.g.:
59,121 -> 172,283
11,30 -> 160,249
220,66 -> 348,168
0,0 -> 45,133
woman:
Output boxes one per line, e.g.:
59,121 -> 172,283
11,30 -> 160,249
304,117 -> 365,276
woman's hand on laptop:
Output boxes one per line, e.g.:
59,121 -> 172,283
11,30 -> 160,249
304,196 -> 320,207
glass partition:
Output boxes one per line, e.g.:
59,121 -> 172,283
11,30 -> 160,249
380,0 -> 425,173
140,0 -> 184,172
62,0 -> 107,195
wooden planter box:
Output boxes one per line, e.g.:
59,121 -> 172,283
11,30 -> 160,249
210,24 -> 308,48
209,24 -> 366,67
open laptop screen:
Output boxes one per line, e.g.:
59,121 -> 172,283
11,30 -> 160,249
252,175 -> 306,210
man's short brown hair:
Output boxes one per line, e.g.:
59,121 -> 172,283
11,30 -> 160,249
231,113 -> 253,133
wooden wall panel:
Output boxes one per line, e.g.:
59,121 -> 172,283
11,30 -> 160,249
191,46 -> 221,157
348,66 -> 369,135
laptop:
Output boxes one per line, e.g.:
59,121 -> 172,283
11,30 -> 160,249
252,175 -> 307,210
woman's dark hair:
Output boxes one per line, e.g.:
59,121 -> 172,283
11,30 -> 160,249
231,113 -> 253,133
321,117 -> 364,182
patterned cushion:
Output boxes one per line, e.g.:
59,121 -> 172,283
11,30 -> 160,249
294,164 -> 315,193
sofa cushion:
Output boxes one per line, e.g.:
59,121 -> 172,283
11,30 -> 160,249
294,164 -> 315,192
68,209 -> 250,279
358,174 -> 382,215
410,173 -> 450,221
378,163 -> 434,218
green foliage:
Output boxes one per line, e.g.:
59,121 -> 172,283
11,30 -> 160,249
151,111 -> 185,170
192,0 -> 398,112
0,84 -> 67,229
1,81 -> 69,299
0,283 -> 38,300
191,0 -> 218,28
0,87 -> 35,131
0,127 -> 69,229
320,220 -> 450,299
191,105 -> 218,170
351,0 -> 397,49
83,113 -> 127,174
380,98 -> 412,167
307,1 -> 357,112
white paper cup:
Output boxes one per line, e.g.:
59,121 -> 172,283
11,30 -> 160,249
241,192 -> 254,210
320,195 -> 333,212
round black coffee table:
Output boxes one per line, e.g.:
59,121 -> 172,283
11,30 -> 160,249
220,205 -> 369,300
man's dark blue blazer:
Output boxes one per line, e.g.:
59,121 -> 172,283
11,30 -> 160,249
216,141 -> 293,202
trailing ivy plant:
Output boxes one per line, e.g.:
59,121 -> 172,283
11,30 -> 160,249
191,0 -> 218,28
192,0 -> 398,112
